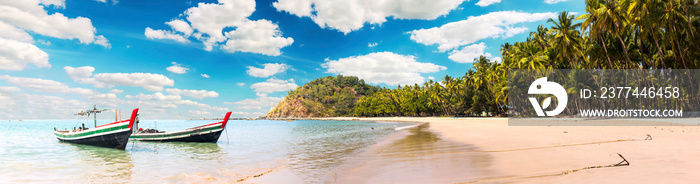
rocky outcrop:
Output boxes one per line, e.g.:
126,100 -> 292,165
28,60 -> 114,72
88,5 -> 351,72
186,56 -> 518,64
265,75 -> 379,118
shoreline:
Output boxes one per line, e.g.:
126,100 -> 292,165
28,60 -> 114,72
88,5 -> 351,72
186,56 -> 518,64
254,117 -> 700,183
365,117 -> 700,183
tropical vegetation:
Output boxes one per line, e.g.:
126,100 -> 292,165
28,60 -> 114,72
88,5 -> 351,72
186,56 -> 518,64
269,0 -> 699,118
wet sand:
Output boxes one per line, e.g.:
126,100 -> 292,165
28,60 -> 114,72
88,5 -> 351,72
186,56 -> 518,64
251,117 -> 700,183
347,117 -> 700,183
327,123 -> 492,183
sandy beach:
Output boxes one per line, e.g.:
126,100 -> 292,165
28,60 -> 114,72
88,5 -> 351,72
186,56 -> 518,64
252,117 -> 700,183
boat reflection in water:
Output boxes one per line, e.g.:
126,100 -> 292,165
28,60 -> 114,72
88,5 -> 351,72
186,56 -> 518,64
72,144 -> 133,183
150,142 -> 223,160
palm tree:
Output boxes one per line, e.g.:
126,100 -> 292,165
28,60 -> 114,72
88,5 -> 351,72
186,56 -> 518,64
623,0 -> 668,69
578,0 -> 615,69
515,42 -> 548,69
548,11 -> 584,67
603,0 -> 635,69
660,0 -> 691,69
530,25 -> 551,50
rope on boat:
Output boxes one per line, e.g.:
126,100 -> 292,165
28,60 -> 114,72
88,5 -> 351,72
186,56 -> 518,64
225,126 -> 229,144
458,153 -> 630,183
235,165 -> 288,182
43,132 -> 54,138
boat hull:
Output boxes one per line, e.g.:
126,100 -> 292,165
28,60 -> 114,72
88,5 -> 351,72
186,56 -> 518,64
131,128 -> 223,143
130,111 -> 232,143
56,130 -> 132,150
54,108 -> 139,150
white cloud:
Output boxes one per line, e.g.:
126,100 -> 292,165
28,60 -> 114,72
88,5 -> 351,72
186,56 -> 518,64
145,27 -> 189,43
0,1 -> 111,71
492,57 -> 502,63
544,0 -> 569,4
227,96 -> 283,110
322,52 -> 446,86
0,0 -> 110,47
207,106 -> 229,111
94,73 -> 174,91
221,20 -> 294,56
273,0 -> 467,33
246,63 -> 289,78
165,88 -> 219,99
0,75 -> 93,95
250,78 -> 298,94
0,21 -> 33,43
166,19 -> 193,36
178,99 -> 208,107
229,111 -> 267,118
94,35 -> 110,48
124,92 -> 227,114
448,42 -> 493,63
109,89 -> 123,94
0,88 -> 223,120
237,82 -> 245,86
201,74 -> 210,78
368,42 -> 378,48
37,39 -> 50,46
475,0 -> 500,7
39,0 -> 65,8
64,66 -> 175,91
0,37 -> 50,70
145,0 -> 293,56
64,66 -> 95,83
92,92 -> 124,108
185,0 -> 255,50
0,86 -> 22,93
0,93 -> 90,119
126,92 -> 181,101
410,11 -> 557,52
126,92 -> 197,109
188,110 -> 211,115
166,62 -> 189,74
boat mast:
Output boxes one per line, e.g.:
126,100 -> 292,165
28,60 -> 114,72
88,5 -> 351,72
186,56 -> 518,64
93,105 -> 97,127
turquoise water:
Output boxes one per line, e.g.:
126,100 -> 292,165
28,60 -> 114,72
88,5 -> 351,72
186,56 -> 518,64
0,119 -> 411,183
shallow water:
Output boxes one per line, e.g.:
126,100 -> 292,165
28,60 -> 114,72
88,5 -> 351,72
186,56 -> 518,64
328,124 -> 493,183
0,119 -> 412,183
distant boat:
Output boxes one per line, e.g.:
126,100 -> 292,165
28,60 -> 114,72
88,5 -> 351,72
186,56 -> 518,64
130,112 -> 232,143
54,107 -> 139,150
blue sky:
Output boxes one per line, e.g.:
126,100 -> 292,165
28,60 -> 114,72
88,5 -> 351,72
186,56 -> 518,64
0,0 -> 584,119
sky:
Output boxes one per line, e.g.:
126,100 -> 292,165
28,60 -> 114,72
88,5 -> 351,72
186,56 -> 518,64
0,0 -> 585,119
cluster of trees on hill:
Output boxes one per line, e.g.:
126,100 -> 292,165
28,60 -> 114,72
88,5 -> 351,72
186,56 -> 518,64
266,75 -> 380,117
269,0 -> 699,118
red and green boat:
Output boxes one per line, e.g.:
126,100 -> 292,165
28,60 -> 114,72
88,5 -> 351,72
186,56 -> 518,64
130,112 -> 232,143
54,108 -> 139,150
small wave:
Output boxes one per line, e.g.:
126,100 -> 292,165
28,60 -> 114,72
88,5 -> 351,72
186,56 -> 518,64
394,123 -> 427,131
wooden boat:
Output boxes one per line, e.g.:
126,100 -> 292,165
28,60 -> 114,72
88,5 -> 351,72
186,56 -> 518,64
54,108 -> 139,150
130,112 -> 232,143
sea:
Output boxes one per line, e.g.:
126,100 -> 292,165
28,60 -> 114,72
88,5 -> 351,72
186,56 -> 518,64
0,119 -> 415,183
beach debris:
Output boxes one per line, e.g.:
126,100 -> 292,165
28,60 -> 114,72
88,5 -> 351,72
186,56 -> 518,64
615,153 -> 630,166
645,134 -> 652,140
460,153 -> 631,183
235,165 -> 289,182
